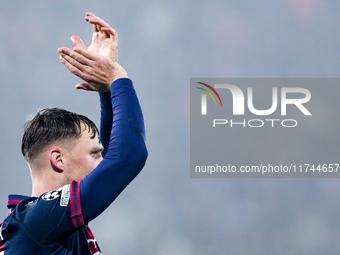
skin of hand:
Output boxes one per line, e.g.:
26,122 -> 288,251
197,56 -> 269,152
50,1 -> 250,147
58,12 -> 126,92
72,12 -> 118,62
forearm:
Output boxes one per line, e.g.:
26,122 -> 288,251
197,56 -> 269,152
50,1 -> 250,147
80,78 -> 148,222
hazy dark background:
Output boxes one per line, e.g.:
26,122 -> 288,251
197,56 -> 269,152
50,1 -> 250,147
1,1 -> 340,254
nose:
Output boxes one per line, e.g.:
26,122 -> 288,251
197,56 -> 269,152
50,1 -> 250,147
96,156 -> 104,166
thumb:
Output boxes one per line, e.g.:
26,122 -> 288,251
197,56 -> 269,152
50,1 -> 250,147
71,36 -> 87,50
75,83 -> 92,91
75,83 -> 98,91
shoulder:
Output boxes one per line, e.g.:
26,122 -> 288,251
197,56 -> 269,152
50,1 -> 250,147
22,185 -> 71,213
5,185 -> 72,230
5,184 -> 75,245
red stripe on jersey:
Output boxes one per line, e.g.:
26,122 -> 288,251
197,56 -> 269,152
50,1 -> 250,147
0,222 -> 4,253
70,181 -> 85,228
85,226 -> 101,254
76,182 -> 84,226
7,200 -> 22,205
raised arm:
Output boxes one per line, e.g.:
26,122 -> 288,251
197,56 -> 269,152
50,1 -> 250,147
58,13 -> 148,223
81,77 -> 147,222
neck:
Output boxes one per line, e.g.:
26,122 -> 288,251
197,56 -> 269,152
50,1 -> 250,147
30,167 -> 66,197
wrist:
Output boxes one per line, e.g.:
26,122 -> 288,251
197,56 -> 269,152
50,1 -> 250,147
109,66 -> 128,87
110,78 -> 133,93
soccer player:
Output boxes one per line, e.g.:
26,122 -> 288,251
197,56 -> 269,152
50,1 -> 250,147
0,12 -> 147,254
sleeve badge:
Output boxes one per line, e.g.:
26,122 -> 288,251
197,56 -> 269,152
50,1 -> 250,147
60,184 -> 71,207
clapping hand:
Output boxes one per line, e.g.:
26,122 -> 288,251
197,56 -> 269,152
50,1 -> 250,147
58,13 -> 126,92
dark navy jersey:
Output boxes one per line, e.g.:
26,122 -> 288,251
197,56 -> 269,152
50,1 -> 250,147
0,78 -> 148,254
0,182 -> 101,254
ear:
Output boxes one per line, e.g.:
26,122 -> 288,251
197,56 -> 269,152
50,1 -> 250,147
50,148 -> 64,173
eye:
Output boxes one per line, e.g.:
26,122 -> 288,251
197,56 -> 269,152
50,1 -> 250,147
91,152 -> 101,159
91,149 -> 103,159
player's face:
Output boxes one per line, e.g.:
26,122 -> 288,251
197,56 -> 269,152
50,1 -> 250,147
64,128 -> 104,182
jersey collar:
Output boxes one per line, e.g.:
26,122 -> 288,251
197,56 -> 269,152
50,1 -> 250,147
7,194 -> 30,210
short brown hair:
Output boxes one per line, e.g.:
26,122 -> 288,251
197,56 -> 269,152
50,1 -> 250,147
21,108 -> 99,163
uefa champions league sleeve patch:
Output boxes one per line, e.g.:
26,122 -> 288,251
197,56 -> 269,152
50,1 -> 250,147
60,184 -> 71,207
42,187 -> 63,201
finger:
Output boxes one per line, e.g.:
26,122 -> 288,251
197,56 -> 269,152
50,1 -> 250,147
85,14 -> 115,36
73,47 -> 98,61
85,12 -> 96,20
85,14 -> 104,33
85,13 -> 106,24
59,55 -> 86,80
75,82 -> 97,91
59,47 -> 93,65
88,16 -> 110,26
85,12 -> 94,24
101,27 -> 117,37
75,83 -> 87,90
87,17 -> 111,31
71,36 -> 87,50
60,51 -> 92,70
59,54 -> 88,74
86,12 -> 95,17
95,24 -> 100,33
85,20 -> 99,33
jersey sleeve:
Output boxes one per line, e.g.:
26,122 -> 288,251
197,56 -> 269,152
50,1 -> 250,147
98,90 -> 112,156
80,78 -> 148,223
